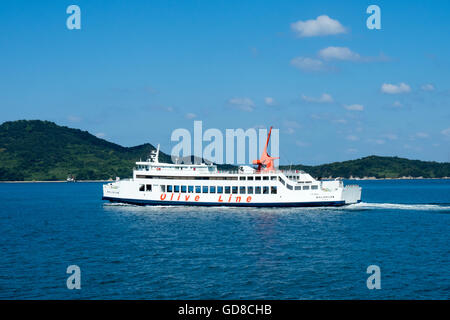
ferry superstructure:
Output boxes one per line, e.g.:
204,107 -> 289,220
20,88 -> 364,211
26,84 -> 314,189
102,128 -> 362,207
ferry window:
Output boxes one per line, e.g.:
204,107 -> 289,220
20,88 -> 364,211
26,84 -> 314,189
161,185 -> 166,192
255,176 -> 261,181
195,186 -> 201,193
247,176 -> 254,181
239,177 -> 245,181
287,184 -> 293,190
311,185 -> 318,190
210,186 -> 216,193
247,186 -> 254,194
255,187 -> 261,194
146,184 -> 152,191
263,186 -> 269,194
239,186 -> 245,194
270,176 -> 276,181
217,186 -> 223,193
263,176 -> 269,181
225,186 -> 231,194
202,186 -> 209,193
174,185 -> 180,193
188,186 -> 193,193
167,185 -> 173,192
295,186 -> 302,190
139,184 -> 145,191
278,177 -> 285,185
271,186 -> 277,194
303,185 -> 310,190
181,186 -> 186,193
232,186 -> 238,194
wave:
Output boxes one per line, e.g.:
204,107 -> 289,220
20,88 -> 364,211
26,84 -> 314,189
345,202 -> 450,211
103,201 -> 450,213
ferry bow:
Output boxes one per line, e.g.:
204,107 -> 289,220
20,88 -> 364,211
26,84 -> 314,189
102,128 -> 362,207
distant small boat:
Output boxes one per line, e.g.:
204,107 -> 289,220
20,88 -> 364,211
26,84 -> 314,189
102,127 -> 362,207
66,175 -> 76,182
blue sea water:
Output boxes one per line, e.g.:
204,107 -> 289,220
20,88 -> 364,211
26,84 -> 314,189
0,179 -> 449,299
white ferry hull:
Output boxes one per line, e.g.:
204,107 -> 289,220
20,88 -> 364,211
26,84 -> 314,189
102,179 -> 361,208
102,196 -> 351,207
102,136 -> 362,208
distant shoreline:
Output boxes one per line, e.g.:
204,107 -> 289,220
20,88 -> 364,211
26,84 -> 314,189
0,180 -> 112,183
0,177 -> 449,183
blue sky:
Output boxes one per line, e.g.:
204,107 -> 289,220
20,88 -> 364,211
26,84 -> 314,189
1,0 -> 449,165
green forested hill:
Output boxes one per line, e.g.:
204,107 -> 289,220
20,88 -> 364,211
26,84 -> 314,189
0,120 -> 171,181
279,156 -> 450,179
0,120 -> 449,181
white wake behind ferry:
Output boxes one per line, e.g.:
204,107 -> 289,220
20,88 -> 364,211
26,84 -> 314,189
103,128 -> 361,207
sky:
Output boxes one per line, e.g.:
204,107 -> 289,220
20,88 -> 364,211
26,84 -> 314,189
0,0 -> 449,165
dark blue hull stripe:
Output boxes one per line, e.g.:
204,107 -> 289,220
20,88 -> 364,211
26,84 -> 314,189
102,196 -> 348,207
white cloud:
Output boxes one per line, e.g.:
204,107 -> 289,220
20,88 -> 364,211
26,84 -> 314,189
145,86 -> 159,94
318,47 -> 360,61
347,148 -> 358,153
264,97 -> 276,106
442,128 -> 450,137
296,140 -> 309,147
286,128 -> 295,134
382,133 -> 398,140
381,83 -> 411,94
415,132 -> 429,138
228,97 -> 255,112
346,135 -> 359,141
368,139 -> 386,145
67,115 -> 82,123
301,93 -> 334,103
95,132 -> 106,138
291,15 -> 346,37
283,120 -> 301,135
291,57 -> 327,72
392,101 -> 403,107
185,113 -> 196,119
333,119 -> 347,124
421,84 -> 435,91
344,104 -> 364,111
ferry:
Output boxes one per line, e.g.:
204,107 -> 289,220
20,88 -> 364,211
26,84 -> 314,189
102,128 -> 362,207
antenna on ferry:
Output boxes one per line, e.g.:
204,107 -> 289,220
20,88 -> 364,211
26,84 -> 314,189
252,126 -> 280,172
149,144 -> 160,163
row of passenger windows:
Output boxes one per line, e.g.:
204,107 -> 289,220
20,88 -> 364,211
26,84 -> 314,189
139,184 -> 319,193
161,185 -> 278,194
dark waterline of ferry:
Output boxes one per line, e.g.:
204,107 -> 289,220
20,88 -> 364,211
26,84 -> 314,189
0,179 -> 449,299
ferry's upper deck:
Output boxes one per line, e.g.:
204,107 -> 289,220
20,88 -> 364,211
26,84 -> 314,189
133,147 -> 320,186
133,134 -> 332,185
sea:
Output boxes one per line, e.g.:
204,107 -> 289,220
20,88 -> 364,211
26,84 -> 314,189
0,179 -> 449,299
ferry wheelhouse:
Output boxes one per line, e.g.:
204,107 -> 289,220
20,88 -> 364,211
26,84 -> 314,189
102,128 -> 361,207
